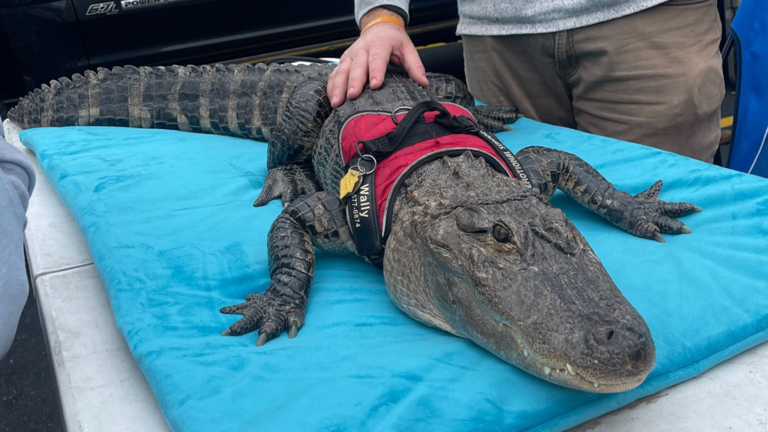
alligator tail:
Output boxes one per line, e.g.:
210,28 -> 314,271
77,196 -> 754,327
7,63 -> 331,141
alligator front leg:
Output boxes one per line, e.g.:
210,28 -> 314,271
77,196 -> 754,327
221,192 -> 355,345
516,146 -> 701,242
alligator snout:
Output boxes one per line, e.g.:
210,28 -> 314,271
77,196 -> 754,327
571,321 -> 655,391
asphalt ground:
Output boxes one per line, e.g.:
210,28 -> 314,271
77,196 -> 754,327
0,277 -> 63,432
0,76 -> 741,432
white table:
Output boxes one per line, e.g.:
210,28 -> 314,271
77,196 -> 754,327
4,118 -> 766,432
4,119 -> 170,432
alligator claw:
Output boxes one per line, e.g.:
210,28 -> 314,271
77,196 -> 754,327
256,333 -> 268,346
289,325 -> 298,338
680,226 -> 692,234
652,232 -> 666,243
221,329 -> 232,336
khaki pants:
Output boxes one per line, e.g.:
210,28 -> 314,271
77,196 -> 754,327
463,0 -> 724,162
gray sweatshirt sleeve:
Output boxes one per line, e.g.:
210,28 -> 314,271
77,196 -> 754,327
355,0 -> 410,27
0,136 -> 36,360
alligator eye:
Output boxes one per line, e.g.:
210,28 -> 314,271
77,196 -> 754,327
492,224 -> 512,243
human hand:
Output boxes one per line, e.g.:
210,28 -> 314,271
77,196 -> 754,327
327,7 -> 429,108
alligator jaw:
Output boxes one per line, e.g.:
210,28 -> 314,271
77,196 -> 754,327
414,233 -> 656,394
492,318 -> 651,393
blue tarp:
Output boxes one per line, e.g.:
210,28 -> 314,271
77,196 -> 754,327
20,120 -> 768,431
727,0 -> 768,176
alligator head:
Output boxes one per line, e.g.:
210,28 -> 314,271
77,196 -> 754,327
384,152 -> 655,393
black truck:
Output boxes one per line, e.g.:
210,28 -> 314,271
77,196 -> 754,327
0,0 -> 462,117
0,0 -> 738,120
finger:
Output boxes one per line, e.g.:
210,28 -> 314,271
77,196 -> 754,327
253,170 -> 281,207
494,107 -> 521,123
477,117 -> 505,133
227,311 -> 264,336
280,185 -> 298,208
286,309 -> 305,339
298,178 -> 319,196
347,54 -> 369,100
651,215 -> 691,235
400,44 -> 428,87
657,201 -> 702,218
635,180 -> 663,201
632,220 -> 663,242
476,106 -> 520,123
330,58 -> 352,107
220,301 -> 252,315
295,167 -> 319,196
368,44 -> 392,89
256,321 -> 283,346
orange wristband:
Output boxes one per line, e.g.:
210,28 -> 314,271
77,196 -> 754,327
361,16 -> 405,34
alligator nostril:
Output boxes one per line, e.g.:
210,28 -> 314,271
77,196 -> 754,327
591,327 -> 617,345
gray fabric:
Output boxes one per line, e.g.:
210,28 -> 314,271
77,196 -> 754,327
355,0 -> 669,35
0,136 -> 35,360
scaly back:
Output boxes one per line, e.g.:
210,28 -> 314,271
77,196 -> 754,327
8,63 -> 334,141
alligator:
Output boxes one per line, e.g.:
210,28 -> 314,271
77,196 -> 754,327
8,63 -> 700,393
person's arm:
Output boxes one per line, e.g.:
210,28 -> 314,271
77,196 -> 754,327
0,137 -> 35,360
327,2 -> 428,108
355,0 -> 409,27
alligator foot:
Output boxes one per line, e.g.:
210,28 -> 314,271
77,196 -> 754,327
254,165 -> 320,207
469,105 -> 522,132
220,292 -> 306,346
623,180 -> 702,242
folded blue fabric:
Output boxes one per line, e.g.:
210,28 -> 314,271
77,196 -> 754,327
21,119 -> 768,432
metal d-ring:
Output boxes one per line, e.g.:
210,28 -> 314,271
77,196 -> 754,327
355,154 -> 377,175
391,106 -> 411,125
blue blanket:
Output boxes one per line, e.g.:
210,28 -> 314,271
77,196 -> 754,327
21,119 -> 768,432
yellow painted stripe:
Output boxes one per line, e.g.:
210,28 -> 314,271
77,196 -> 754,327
416,42 -> 447,50
721,116 -> 733,128
415,40 -> 461,51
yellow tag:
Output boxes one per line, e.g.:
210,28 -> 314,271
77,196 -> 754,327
339,169 -> 362,199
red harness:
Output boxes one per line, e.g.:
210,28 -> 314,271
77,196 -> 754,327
338,101 -> 530,266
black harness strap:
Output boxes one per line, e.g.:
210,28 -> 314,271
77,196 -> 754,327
344,101 -> 532,267
345,156 -> 383,266
361,101 -> 479,160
